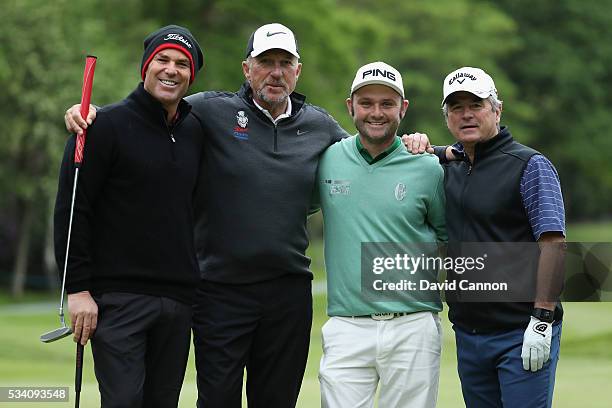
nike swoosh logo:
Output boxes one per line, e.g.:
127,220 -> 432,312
266,31 -> 286,37
297,129 -> 309,136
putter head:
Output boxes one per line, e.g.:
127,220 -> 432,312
40,326 -> 72,343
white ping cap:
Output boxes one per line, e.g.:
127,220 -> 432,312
350,61 -> 404,98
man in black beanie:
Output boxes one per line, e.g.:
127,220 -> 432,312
54,25 -> 204,407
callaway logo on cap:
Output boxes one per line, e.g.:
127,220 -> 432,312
350,61 -> 404,98
246,23 -> 300,59
441,66 -> 497,105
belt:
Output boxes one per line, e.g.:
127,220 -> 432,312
353,312 -> 410,321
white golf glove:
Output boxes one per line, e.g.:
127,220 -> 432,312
521,316 -> 552,372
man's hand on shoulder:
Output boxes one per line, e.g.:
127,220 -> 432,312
401,132 -> 433,154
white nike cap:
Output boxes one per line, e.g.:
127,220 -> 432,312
350,61 -> 404,98
442,66 -> 497,106
246,23 -> 300,59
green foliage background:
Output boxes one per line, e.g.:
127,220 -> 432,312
0,2 -> 612,404
0,1 -> 611,292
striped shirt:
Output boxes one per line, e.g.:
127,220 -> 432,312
449,143 -> 565,240
519,154 -> 565,239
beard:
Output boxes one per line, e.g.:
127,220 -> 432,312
257,88 -> 288,105
254,80 -> 290,107
355,121 -> 398,146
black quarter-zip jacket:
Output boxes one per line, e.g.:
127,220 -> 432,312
54,83 -> 203,305
188,82 -> 348,283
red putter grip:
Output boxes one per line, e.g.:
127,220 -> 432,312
74,55 -> 97,166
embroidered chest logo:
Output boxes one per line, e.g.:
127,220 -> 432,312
236,111 -> 248,128
324,179 -> 351,196
233,110 -> 249,140
394,182 -> 407,201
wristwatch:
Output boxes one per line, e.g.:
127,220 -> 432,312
532,307 -> 554,323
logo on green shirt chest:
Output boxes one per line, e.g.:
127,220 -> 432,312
395,182 -> 407,201
324,179 -> 351,195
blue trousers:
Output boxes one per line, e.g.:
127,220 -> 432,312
454,322 -> 562,408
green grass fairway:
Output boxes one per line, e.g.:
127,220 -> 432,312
1,300 -> 611,407
1,222 -> 611,406
566,221 -> 612,241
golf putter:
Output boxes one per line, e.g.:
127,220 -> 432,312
75,343 -> 84,408
39,122 -> 76,343
39,257 -> 72,342
40,55 -> 97,344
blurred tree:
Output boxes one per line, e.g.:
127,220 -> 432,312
0,0 -> 152,296
337,0 -> 525,143
494,0 -> 612,219
2,0 -> 611,293
1,0 -> 82,296
160,0 -> 388,129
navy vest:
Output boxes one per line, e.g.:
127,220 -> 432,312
444,127 -> 563,331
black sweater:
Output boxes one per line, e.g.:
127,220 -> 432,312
188,82 -> 348,283
54,83 -> 203,304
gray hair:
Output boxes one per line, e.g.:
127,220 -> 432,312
442,95 -> 503,119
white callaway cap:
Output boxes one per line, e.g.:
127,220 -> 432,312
442,66 -> 497,105
246,23 -> 300,59
350,61 -> 404,98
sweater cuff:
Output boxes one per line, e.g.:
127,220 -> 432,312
433,145 -> 449,164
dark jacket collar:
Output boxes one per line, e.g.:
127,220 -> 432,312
237,81 -> 306,116
473,126 -> 513,159
128,82 -> 192,126
462,126 -> 514,162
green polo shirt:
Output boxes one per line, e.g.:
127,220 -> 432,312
316,135 -> 447,316
356,135 -> 402,164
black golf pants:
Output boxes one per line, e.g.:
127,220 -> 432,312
91,292 -> 192,408
193,275 -> 312,408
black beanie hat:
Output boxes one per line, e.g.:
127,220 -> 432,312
141,25 -> 203,84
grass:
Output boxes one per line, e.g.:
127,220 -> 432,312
1,301 -> 611,407
0,221 -> 611,407
566,221 -> 612,241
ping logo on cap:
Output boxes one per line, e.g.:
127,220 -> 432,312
362,68 -> 396,81
164,33 -> 193,49
350,61 -> 404,98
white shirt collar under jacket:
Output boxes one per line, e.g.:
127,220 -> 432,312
253,97 -> 292,124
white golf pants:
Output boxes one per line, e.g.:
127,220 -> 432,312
319,311 -> 442,408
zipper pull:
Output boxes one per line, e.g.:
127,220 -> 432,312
170,133 -> 176,143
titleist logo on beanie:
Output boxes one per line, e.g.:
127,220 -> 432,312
141,25 -> 203,84
163,33 -> 193,49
